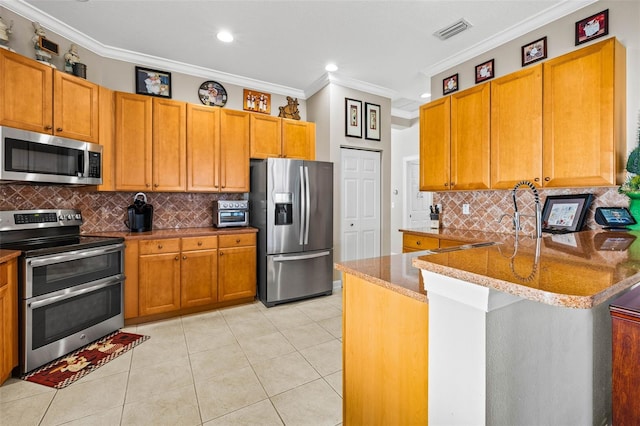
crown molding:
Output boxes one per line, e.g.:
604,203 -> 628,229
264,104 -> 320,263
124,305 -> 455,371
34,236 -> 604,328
392,108 -> 419,120
304,72 -> 396,100
421,0 -> 598,77
0,0 -> 306,98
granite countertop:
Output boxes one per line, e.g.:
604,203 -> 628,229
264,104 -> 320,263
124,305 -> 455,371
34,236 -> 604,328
85,226 -> 258,240
335,252 -> 428,302
411,229 -> 640,309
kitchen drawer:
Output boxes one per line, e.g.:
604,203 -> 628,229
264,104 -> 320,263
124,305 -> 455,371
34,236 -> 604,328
402,234 -> 439,251
182,236 -> 217,251
139,238 -> 181,255
219,233 -> 256,248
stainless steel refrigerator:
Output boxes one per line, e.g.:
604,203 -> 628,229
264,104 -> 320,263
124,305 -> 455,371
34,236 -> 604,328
250,158 -> 333,307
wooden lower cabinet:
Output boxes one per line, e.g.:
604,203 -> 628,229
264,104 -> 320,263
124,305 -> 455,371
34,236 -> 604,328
343,272 -> 428,425
218,234 -> 256,302
610,288 -> 640,424
127,232 -> 256,323
0,258 -> 18,384
181,236 -> 218,307
138,238 -> 181,316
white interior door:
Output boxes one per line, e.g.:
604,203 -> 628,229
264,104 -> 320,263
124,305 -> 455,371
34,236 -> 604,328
341,148 -> 381,261
405,159 -> 432,228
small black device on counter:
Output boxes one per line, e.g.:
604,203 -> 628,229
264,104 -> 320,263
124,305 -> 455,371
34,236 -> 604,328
541,194 -> 593,234
594,207 -> 637,230
126,192 -> 153,232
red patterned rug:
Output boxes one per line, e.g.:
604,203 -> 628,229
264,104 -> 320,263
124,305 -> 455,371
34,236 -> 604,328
21,331 -> 149,389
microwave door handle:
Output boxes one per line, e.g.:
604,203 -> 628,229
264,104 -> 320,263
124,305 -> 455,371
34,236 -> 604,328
78,150 -> 85,177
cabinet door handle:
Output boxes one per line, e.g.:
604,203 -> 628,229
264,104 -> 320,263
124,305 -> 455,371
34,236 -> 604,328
174,256 -> 179,261
183,255 -> 187,260
544,177 -> 550,182
44,125 -> 52,130
146,183 -> 151,188
56,127 -> 63,132
444,183 -> 449,187
154,183 -> 159,188
450,182 -> 455,187
219,251 -> 224,256
534,177 -> 540,182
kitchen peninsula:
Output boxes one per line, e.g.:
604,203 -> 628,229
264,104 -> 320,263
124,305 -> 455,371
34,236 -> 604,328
336,229 -> 640,425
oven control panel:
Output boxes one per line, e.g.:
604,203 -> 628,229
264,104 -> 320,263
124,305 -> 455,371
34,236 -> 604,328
0,209 -> 83,230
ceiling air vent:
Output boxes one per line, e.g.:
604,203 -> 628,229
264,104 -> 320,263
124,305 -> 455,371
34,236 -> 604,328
434,18 -> 472,40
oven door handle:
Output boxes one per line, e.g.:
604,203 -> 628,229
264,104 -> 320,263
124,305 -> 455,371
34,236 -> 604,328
28,275 -> 124,309
27,244 -> 124,268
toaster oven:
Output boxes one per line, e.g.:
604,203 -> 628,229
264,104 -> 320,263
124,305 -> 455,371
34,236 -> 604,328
213,200 -> 249,227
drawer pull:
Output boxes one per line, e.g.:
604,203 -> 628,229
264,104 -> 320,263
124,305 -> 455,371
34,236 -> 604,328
158,244 -> 163,249
416,241 -> 421,246
236,239 -> 241,243
198,241 -> 203,246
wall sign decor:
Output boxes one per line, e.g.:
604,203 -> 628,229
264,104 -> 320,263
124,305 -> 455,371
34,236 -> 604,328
198,80 -> 227,107
135,66 -> 171,98
345,98 -> 362,138
575,9 -> 608,45
365,102 -> 381,141
521,36 -> 547,67
442,74 -> 458,95
475,59 -> 494,84
243,89 -> 271,114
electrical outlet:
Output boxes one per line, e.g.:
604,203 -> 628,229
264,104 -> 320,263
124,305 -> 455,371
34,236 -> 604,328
462,204 -> 470,215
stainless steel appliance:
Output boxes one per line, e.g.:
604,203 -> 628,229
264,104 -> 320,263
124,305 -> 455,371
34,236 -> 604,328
0,126 -> 103,185
250,158 -> 333,307
213,199 -> 249,228
0,209 -> 124,373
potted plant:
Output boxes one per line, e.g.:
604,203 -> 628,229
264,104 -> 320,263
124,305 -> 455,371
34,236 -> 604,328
619,115 -> 640,229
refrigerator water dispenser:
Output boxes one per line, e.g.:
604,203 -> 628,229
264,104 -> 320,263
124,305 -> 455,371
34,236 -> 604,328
273,193 -> 293,225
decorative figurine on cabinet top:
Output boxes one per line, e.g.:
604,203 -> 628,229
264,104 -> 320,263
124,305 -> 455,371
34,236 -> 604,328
32,22 -> 58,67
64,44 -> 80,73
0,16 -> 13,50
278,96 -> 300,120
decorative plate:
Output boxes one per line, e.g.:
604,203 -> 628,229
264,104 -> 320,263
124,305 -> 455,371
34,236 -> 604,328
198,81 -> 227,107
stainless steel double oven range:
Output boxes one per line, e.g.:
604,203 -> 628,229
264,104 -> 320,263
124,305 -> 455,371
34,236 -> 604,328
0,209 -> 124,374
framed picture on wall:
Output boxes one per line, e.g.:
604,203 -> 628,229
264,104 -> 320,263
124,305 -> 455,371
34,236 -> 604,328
345,98 -> 362,138
575,9 -> 608,45
475,59 -> 494,84
365,102 -> 381,141
135,66 -> 172,98
521,37 -> 547,67
442,74 -> 458,95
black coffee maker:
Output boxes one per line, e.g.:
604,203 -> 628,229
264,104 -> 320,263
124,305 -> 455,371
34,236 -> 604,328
126,192 -> 153,232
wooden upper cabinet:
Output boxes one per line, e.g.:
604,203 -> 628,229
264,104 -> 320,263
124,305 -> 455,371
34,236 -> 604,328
282,119 -> 315,160
542,37 -> 625,187
0,49 -> 52,133
419,97 -> 450,191
250,114 -> 282,159
450,83 -> 491,190
97,86 -> 115,191
53,71 -> 99,143
187,104 -> 220,192
114,92 -> 153,191
491,64 -> 543,189
152,98 -> 187,191
220,109 -> 250,192
0,50 -> 98,141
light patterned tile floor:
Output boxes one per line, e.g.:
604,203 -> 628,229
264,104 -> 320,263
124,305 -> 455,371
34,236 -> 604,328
0,290 -> 343,426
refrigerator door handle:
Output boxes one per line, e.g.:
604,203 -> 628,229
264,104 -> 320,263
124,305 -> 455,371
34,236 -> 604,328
304,165 -> 311,245
273,251 -> 331,262
299,165 -> 306,245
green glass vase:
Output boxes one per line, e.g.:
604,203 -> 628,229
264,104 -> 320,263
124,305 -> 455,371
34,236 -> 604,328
627,192 -> 640,230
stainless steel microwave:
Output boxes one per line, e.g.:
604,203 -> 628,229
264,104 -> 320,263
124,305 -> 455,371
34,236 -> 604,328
0,126 -> 102,185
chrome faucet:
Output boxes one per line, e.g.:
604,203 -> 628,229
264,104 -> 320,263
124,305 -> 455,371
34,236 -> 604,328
511,180 -> 542,238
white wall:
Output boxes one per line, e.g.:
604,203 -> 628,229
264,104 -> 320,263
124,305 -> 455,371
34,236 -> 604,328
390,121 -> 420,254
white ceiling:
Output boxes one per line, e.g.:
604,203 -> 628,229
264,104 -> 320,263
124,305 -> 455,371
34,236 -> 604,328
7,0 -> 595,118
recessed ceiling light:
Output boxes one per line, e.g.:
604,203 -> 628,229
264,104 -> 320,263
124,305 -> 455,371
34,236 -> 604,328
216,31 -> 234,43
325,63 -> 338,72
420,92 -> 431,99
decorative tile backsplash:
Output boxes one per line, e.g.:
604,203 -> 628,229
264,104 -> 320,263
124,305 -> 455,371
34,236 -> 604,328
434,187 -> 628,236
0,184 -> 245,233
